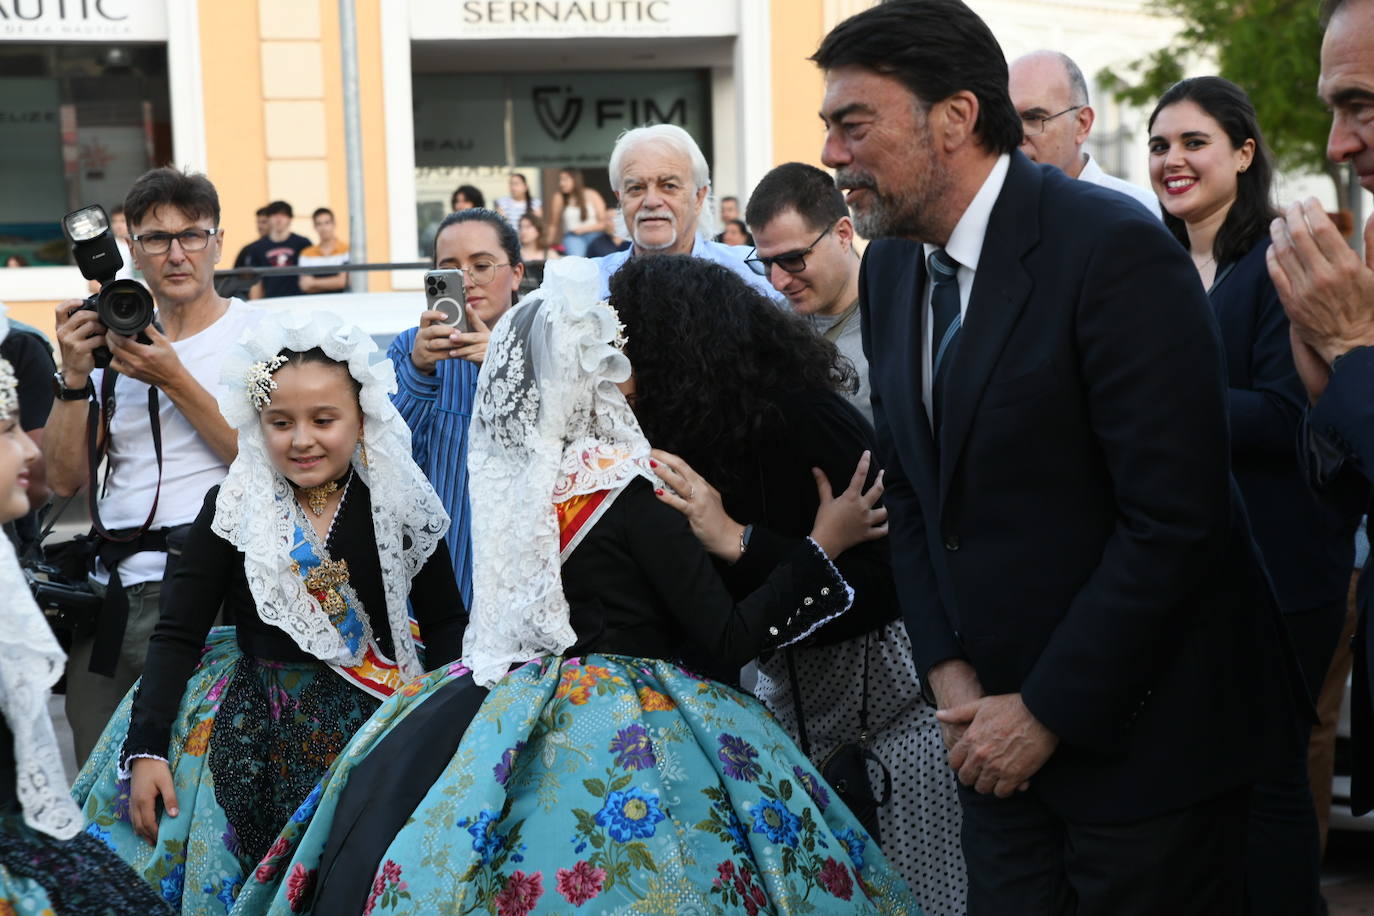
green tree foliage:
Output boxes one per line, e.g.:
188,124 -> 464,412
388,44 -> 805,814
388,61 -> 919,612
1098,0 -> 1352,199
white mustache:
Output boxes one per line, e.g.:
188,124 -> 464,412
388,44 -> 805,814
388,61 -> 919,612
636,210 -> 676,224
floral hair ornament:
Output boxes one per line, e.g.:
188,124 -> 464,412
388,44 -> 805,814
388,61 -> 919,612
0,357 -> 18,425
599,299 -> 629,351
245,355 -> 290,411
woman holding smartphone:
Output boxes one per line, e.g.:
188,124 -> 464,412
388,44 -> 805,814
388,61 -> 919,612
387,208 -> 525,607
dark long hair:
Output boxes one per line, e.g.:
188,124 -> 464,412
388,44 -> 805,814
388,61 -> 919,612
558,168 -> 590,212
610,255 -> 856,486
1148,76 -> 1279,265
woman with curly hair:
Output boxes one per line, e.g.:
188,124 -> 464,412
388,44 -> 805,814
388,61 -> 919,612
610,254 -> 967,912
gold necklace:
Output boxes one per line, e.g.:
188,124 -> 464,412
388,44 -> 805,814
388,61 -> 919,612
301,480 -> 338,517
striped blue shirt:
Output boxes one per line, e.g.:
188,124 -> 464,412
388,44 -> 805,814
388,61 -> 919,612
388,328 -> 480,607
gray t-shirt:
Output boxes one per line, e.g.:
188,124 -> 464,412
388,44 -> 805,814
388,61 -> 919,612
807,303 -> 873,428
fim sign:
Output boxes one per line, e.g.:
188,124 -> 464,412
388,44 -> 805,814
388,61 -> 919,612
514,71 -> 706,166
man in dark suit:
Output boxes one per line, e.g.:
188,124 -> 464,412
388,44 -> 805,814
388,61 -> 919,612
1268,0 -> 1374,818
814,2 -> 1299,912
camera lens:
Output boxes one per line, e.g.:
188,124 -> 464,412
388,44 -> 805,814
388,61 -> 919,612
97,279 -> 155,335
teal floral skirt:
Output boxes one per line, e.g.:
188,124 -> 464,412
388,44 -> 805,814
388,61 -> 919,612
0,806 -> 174,915
231,654 -> 922,915
72,627 -> 380,915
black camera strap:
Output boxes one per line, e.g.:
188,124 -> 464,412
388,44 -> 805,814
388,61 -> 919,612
84,370 -> 166,676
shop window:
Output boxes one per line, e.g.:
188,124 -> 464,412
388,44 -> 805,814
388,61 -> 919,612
412,69 -> 710,257
0,43 -> 170,266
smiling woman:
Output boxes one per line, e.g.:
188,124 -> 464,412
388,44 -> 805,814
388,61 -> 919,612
1148,76 -> 1360,916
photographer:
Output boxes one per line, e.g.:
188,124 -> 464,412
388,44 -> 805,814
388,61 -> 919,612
44,167 -> 260,763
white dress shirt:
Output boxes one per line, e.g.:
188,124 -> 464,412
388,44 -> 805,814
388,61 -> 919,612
920,153 -> 1011,423
1078,153 -> 1162,219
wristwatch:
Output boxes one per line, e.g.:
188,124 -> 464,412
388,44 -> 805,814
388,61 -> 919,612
51,370 -> 94,401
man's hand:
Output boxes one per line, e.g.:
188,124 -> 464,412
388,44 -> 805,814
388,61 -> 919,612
1267,200 -> 1374,365
1289,325 -> 1332,404
106,324 -> 188,391
53,299 -> 106,384
927,658 -> 984,750
451,307 -> 493,365
408,309 -> 461,375
940,692 -> 1058,797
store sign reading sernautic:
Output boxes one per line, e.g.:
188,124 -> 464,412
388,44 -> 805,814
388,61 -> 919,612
0,0 -> 167,40
408,0 -> 738,38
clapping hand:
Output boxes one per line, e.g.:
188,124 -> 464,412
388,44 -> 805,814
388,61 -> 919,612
1268,200 -> 1374,401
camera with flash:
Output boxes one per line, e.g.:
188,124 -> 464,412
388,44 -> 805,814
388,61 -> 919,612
63,205 -> 156,368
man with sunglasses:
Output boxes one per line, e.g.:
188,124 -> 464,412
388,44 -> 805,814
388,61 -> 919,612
746,162 -> 872,425
1009,51 -> 1161,217
46,167 -> 261,762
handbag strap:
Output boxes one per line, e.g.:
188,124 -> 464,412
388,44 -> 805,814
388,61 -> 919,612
85,371 -> 164,544
784,633 -> 872,759
784,648 -> 812,758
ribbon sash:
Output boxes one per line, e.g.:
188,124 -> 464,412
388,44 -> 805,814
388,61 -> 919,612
290,519 -> 410,701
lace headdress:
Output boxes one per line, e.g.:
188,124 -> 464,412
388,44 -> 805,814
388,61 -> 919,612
214,311 -> 449,679
463,258 -> 654,686
0,307 -> 84,839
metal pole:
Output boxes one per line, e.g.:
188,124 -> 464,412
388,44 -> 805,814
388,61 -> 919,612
339,0 -> 368,290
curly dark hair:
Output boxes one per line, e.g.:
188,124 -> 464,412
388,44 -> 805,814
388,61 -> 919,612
609,255 -> 856,486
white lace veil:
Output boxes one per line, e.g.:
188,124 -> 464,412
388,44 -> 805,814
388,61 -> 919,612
213,311 -> 448,679
0,308 -> 84,840
462,258 -> 654,687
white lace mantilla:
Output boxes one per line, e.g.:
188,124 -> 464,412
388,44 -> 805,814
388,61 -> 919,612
463,258 -> 655,687
0,480 -> 84,842
213,311 -> 448,680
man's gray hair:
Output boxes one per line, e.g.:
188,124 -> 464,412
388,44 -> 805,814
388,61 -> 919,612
608,123 -> 716,238
1057,52 -> 1090,107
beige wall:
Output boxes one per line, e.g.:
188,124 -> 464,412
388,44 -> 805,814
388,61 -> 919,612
770,0 -> 827,170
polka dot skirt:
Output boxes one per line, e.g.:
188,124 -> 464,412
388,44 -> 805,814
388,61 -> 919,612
755,621 -> 968,916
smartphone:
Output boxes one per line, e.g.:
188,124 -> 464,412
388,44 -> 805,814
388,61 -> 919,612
424,268 -> 469,332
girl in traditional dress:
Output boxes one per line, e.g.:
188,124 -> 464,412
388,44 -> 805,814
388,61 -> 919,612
73,312 -> 466,915
229,257 -> 920,915
0,312 -> 172,915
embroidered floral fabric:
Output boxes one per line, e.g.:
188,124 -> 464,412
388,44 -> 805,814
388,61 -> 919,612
74,628 -> 377,914
231,655 -> 921,915
0,811 -> 173,915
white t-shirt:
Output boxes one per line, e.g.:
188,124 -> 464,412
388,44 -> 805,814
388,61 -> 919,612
92,298 -> 262,586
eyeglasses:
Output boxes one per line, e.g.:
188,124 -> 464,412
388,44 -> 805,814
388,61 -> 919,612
745,221 -> 836,276
1020,105 -> 1083,137
463,261 -> 511,286
130,228 -> 220,255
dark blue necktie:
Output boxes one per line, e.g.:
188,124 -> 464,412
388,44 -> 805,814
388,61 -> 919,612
928,247 -> 962,430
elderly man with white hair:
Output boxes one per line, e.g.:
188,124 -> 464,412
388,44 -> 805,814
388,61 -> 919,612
593,123 -> 782,300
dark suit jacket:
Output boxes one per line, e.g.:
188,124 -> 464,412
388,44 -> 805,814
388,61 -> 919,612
1302,346 -> 1374,814
1211,238 -> 1354,616
860,151 -> 1295,823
